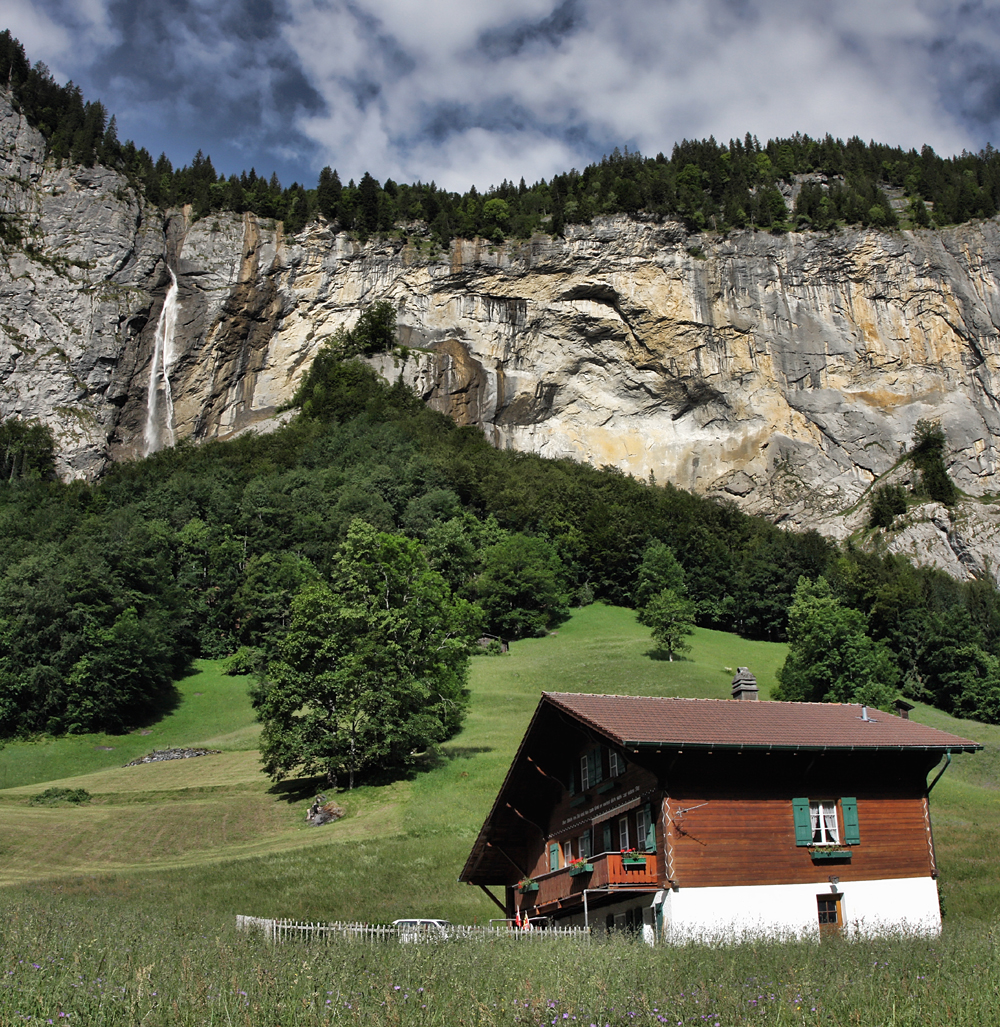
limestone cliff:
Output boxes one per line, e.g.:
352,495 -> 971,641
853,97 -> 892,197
4,90 -> 1000,582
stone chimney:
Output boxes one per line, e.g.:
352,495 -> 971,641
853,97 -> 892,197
731,667 -> 759,700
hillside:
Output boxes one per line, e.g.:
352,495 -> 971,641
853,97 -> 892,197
5,80 -> 1000,586
0,604 -> 995,926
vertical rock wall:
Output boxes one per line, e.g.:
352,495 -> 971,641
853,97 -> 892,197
6,88 -> 1000,579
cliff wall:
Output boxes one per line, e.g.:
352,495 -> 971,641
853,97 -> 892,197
4,92 -> 1000,580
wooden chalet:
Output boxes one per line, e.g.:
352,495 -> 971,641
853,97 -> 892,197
460,673 -> 981,941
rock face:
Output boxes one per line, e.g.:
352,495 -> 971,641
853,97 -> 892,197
5,90 -> 1000,580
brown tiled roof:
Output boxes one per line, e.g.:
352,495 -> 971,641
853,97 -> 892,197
544,692 -> 981,751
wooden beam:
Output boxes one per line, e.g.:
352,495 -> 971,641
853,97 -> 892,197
477,885 -> 508,915
486,841 -> 527,877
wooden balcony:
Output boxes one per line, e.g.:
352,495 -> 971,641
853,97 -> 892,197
528,852 -> 661,910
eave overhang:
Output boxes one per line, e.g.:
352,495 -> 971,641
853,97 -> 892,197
623,740 -> 982,754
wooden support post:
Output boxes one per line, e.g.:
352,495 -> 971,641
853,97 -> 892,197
478,884 -> 508,915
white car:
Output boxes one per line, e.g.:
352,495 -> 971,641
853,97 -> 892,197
392,918 -> 451,941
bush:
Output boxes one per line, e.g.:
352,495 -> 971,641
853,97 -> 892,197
911,419 -> 957,505
29,787 -> 91,806
869,483 -> 908,528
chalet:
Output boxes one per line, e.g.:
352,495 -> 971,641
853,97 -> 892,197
460,673 -> 981,941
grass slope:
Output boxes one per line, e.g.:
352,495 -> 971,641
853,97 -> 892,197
0,603 -> 997,926
0,660 -> 260,789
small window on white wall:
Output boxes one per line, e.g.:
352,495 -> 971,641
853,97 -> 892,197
618,816 -> 630,851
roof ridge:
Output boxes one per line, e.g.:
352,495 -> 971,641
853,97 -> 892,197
544,691 -> 864,707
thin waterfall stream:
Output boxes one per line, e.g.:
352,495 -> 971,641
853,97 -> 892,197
143,268 -> 179,456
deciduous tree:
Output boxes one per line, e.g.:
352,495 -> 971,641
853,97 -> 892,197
637,588 -> 696,661
251,522 -> 481,788
774,577 -> 899,707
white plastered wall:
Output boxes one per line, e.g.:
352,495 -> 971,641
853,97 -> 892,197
659,876 -> 942,942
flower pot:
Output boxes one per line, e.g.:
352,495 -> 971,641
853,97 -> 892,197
518,882 -> 539,893
621,857 -> 648,868
568,863 -> 593,876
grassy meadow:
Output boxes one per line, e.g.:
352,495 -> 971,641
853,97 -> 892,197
0,604 -> 790,914
0,603 -> 999,1025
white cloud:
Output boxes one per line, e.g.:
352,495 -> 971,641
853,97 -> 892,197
4,0 -> 118,80
283,0 -> 983,189
9,0 -> 999,189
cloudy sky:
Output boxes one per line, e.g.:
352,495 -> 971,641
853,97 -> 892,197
6,0 -> 1000,192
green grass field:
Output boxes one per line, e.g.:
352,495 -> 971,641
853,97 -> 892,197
0,605 -> 788,917
0,660 -> 260,790
1,603 -> 999,1025
0,601 -> 996,924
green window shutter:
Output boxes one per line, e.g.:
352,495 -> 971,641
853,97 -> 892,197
644,802 -> 656,852
568,764 -> 575,796
792,797 -> 812,846
592,748 -> 603,785
602,821 -> 613,853
841,797 -> 860,845
549,843 -> 560,871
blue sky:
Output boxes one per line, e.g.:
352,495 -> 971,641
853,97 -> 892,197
7,0 -> 1000,192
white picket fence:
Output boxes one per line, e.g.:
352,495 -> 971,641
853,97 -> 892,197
236,916 -> 590,945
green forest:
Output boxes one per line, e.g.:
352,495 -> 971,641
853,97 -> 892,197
1,333 -> 999,753
2,29 -> 997,244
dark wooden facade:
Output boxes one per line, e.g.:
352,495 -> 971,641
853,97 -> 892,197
661,750 -> 937,888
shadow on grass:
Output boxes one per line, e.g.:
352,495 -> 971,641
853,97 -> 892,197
645,648 -> 690,663
441,745 -> 492,759
267,744 -> 492,801
121,681 -> 184,733
267,775 -> 328,804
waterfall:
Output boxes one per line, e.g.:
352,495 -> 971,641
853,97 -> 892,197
143,268 -> 179,456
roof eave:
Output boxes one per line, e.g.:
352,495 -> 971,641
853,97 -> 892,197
622,740 -> 983,753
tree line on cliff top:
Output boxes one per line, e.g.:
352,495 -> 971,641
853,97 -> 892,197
3,28 -> 999,246
1,319 -> 999,763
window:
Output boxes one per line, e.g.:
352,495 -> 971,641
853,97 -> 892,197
580,748 -> 604,790
817,894 -> 843,938
816,896 -> 839,924
636,804 -> 653,852
811,802 -> 839,845
618,816 -> 630,851
792,797 -> 860,847
563,839 -> 573,865
579,829 -> 592,860
609,750 -> 625,777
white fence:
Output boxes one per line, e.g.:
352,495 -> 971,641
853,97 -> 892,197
236,916 -> 590,945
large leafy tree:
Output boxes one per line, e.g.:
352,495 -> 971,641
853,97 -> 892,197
637,588 -> 696,661
774,577 -> 899,707
251,521 -> 481,788
634,540 -> 686,607
472,533 -> 569,639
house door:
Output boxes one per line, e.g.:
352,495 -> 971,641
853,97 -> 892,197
817,894 -> 843,938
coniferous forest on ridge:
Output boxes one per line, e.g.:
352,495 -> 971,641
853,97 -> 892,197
1,29 -> 997,244
2,29 -> 1000,764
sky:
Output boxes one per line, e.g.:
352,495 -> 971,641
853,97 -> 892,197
6,0 -> 1000,193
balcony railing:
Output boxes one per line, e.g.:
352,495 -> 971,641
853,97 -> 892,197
530,852 -> 660,908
